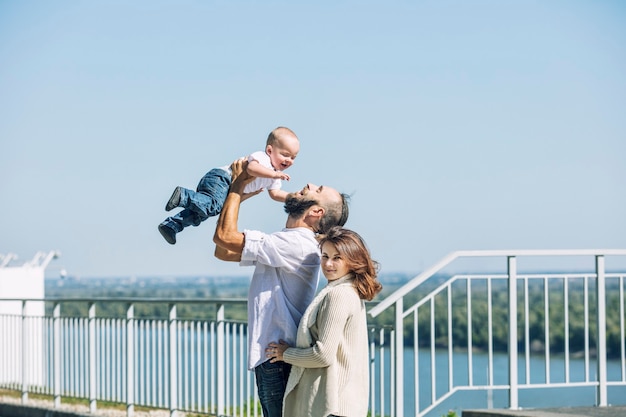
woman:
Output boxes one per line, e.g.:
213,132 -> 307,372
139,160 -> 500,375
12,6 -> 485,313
266,226 -> 383,417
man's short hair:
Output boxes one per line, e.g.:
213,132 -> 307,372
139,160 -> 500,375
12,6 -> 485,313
318,193 -> 350,234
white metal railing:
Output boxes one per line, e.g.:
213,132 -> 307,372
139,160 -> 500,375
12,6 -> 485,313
368,249 -> 626,416
2,249 -> 626,417
0,297 -> 393,417
0,298 -> 262,417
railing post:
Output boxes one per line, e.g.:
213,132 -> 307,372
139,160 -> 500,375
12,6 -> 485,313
89,302 -> 97,413
126,303 -> 135,417
53,303 -> 61,408
368,327 -> 375,417
21,300 -> 28,404
394,298 -> 404,417
216,303 -> 225,417
169,304 -> 178,417
508,256 -> 519,409
596,255 -> 608,406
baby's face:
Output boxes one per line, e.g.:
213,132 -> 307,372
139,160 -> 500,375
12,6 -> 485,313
268,137 -> 299,171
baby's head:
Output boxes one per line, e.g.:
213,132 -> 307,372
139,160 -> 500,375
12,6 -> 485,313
266,127 -> 300,171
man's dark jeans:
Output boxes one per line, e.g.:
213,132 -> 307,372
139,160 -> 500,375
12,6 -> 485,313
254,360 -> 291,417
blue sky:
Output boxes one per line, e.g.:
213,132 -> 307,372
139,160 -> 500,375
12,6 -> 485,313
1,1 -> 625,279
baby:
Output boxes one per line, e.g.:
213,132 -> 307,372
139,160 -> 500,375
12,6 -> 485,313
158,126 -> 299,244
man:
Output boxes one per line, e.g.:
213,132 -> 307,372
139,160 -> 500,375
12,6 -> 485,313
213,159 -> 349,417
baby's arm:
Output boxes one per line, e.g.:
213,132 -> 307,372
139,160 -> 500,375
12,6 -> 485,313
247,160 -> 290,181
268,189 -> 288,202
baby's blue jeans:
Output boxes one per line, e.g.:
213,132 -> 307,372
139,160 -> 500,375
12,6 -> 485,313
159,168 -> 231,234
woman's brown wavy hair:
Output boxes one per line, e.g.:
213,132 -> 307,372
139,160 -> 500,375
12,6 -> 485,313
319,226 -> 382,301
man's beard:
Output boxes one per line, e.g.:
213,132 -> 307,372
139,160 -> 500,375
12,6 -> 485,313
284,196 -> 317,217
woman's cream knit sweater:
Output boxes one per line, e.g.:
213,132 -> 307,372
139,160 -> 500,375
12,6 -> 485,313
282,275 -> 369,417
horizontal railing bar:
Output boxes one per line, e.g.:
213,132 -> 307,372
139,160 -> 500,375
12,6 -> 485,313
370,249 -> 626,316
370,252 -> 460,316
454,249 -> 626,257
0,297 -> 247,304
517,382 -> 599,389
400,272 -> 623,319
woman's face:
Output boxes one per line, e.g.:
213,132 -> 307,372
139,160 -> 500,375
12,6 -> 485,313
320,241 -> 350,281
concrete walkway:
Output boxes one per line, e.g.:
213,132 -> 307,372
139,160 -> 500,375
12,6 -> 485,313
0,395 -> 173,417
463,405 -> 626,417
3,396 -> 626,417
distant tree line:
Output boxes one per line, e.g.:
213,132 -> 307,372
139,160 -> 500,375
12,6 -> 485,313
45,282 -> 248,321
367,278 -> 624,358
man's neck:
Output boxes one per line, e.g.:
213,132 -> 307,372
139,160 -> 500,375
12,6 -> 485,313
285,215 -> 315,231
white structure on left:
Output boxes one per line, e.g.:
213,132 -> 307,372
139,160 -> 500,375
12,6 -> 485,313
0,251 -> 60,390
